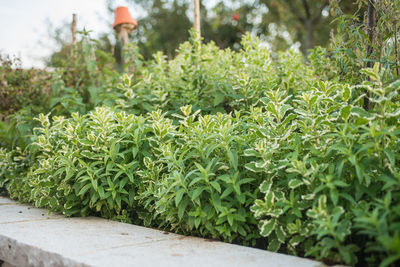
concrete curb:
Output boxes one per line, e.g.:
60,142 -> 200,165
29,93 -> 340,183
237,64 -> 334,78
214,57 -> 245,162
0,197 -> 323,267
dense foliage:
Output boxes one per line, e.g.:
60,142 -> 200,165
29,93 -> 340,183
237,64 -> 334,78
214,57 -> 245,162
0,31 -> 122,150
118,33 -> 309,115
1,2 -> 400,265
0,55 -> 53,149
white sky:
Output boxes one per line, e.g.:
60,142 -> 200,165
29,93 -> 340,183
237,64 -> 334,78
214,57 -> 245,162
0,0 -> 131,68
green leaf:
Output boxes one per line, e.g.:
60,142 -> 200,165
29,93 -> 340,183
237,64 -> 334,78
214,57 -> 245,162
238,226 -> 246,236
227,214 -> 234,226
189,177 -> 203,187
98,186 -> 105,199
213,92 -> 225,106
220,187 -> 233,199
210,181 -> 221,193
259,181 -> 272,193
330,189 -> 339,205
340,105 -> 352,121
175,188 -> 185,207
227,150 -> 238,171
268,239 -> 281,252
211,193 -> 222,212
245,162 -> 264,173
333,180 -> 349,187
288,179 -> 303,189
275,225 -> 286,243
351,107 -> 375,120
178,199 -> 189,220
115,194 -> 121,209
128,189 -> 135,206
384,149 -> 395,167
244,149 -> 259,157
260,218 -> 276,237
78,183 -> 92,196
379,253 -> 400,267
237,178 -> 255,186
191,187 -> 205,200
91,179 -> 98,192
343,86 -> 351,101
217,174 -> 231,184
289,235 -> 305,247
194,217 -> 201,228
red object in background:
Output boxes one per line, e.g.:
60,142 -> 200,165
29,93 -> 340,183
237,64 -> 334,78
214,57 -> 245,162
232,13 -> 240,21
113,6 -> 138,29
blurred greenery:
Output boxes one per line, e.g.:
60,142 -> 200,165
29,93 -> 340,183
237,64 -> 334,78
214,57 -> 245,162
47,0 -> 359,62
1,1 -> 400,266
126,0 -> 360,57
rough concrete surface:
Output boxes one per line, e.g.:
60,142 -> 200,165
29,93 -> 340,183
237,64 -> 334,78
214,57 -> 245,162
0,197 -> 324,267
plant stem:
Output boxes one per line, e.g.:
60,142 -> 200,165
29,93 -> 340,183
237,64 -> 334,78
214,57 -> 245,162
394,20 -> 399,77
364,0 -> 376,111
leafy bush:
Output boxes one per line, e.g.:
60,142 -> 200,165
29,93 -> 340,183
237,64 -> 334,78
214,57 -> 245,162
47,30 -> 120,116
0,31 -> 399,267
249,66 -> 400,265
0,147 -> 31,198
1,106 -> 261,243
136,106 -> 260,243
0,55 -> 51,117
16,109 -> 145,221
0,31 -> 122,150
329,0 -> 400,84
0,55 -> 54,149
117,32 -> 312,115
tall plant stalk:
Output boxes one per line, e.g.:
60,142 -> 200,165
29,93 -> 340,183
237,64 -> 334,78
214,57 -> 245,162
395,20 -> 399,77
364,0 -> 376,111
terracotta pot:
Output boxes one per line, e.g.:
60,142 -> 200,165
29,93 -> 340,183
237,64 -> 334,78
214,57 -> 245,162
113,6 -> 137,29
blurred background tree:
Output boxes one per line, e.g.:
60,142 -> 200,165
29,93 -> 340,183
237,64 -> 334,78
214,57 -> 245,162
48,0 -> 359,63
129,0 -> 192,59
254,0 -> 357,54
120,0 -> 359,57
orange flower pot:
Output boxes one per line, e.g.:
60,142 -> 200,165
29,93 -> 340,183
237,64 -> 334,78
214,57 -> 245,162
113,6 -> 137,29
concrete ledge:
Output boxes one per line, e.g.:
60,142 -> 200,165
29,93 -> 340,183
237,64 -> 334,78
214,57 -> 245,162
0,197 -> 323,267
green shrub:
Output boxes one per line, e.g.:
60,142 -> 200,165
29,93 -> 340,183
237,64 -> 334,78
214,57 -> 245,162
0,147 -> 31,199
0,55 -> 51,117
2,106 -> 261,243
1,32 -> 399,267
0,55 -> 52,149
116,32 -> 313,115
136,106 -> 261,243
18,109 -> 147,221
249,66 -> 400,266
0,31 -> 122,150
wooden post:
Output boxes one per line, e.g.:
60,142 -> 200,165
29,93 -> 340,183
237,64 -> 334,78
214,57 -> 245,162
194,0 -> 201,40
114,23 -> 135,72
116,24 -> 135,47
71,14 -> 77,60
72,14 -> 77,46
113,6 -> 137,72
364,0 -> 376,111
